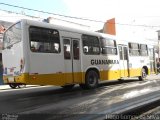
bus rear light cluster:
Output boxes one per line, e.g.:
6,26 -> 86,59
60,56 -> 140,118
20,58 -> 24,73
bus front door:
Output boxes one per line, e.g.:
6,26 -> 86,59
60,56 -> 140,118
63,38 -> 81,84
149,48 -> 156,73
118,45 -> 129,77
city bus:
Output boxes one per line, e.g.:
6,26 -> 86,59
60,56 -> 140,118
2,19 -> 155,89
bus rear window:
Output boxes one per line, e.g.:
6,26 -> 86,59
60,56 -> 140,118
3,22 -> 21,49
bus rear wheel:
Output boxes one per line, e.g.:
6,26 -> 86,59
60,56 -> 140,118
18,84 -> 26,88
9,83 -> 18,89
80,70 -> 98,89
139,68 -> 147,81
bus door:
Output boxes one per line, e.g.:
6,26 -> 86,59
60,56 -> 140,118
118,45 -> 129,77
149,48 -> 156,73
63,38 -> 81,84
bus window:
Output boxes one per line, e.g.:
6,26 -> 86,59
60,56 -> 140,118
38,45 -> 44,52
63,39 -> 71,59
3,22 -> 21,49
123,47 -> 128,60
118,46 -> 123,60
101,38 -> 117,55
129,43 -> 140,56
140,44 -> 148,56
73,40 -> 79,60
82,34 -> 100,55
29,26 -> 60,53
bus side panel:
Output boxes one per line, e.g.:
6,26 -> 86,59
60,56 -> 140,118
100,55 -> 121,80
28,52 -> 65,86
128,56 -> 150,77
141,56 -> 150,75
128,57 -> 141,77
82,55 -> 121,81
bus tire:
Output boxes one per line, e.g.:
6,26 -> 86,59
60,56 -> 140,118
84,70 -> 99,89
139,68 -> 147,81
61,84 -> 75,90
18,84 -> 26,88
9,83 -> 18,89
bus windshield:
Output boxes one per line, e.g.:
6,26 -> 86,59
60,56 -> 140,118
3,22 -> 22,49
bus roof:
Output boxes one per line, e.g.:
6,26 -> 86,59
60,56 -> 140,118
20,19 -> 102,37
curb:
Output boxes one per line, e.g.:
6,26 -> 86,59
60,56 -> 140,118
0,85 -> 39,90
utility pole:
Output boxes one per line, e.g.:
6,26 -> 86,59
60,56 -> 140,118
157,31 -> 160,62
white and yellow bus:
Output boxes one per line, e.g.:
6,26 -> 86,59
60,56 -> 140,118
2,19 -> 155,89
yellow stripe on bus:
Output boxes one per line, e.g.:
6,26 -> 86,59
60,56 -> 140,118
3,68 -> 150,86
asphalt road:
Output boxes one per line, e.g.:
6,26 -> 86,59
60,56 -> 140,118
0,76 -> 160,120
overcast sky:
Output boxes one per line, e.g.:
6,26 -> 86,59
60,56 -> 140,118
1,0 -> 160,22
64,0 -> 160,19
0,0 -> 160,39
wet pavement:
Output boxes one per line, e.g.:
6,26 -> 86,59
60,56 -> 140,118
0,75 -> 160,120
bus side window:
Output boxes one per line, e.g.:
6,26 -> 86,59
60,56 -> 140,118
29,27 -> 60,54
129,42 -> 140,56
64,46 -> 71,59
73,40 -> 79,60
52,45 -> 58,53
38,45 -> 44,52
31,45 -> 36,52
84,48 -> 87,53
82,34 -> 100,55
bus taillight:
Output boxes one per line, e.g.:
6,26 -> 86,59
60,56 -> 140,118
2,65 -> 5,74
20,58 -> 24,73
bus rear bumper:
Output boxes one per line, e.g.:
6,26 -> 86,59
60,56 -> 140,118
3,73 -> 28,84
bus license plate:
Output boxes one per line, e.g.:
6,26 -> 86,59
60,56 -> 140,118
8,77 -> 14,82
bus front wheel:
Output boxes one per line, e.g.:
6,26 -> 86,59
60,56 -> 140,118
139,68 -> 147,81
80,70 -> 99,89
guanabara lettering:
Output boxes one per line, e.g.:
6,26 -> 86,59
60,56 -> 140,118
91,59 -> 119,65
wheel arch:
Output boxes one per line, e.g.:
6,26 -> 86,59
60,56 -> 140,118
85,67 -> 100,79
142,66 -> 149,75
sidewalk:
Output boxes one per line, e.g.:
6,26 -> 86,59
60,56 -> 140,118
0,85 -> 11,90
147,74 -> 160,80
0,84 -> 38,90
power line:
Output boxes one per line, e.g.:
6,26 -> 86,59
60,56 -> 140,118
108,22 -> 160,28
0,2 -> 105,23
0,8 -> 43,19
0,9 -> 90,28
0,2 -> 160,28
